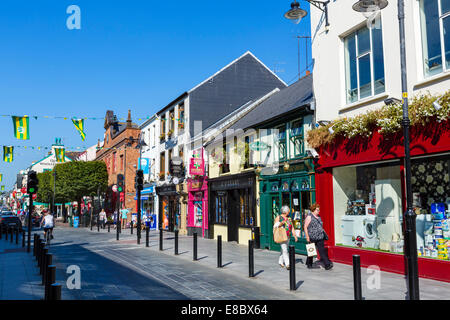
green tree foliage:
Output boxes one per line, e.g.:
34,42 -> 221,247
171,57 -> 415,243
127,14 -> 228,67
36,161 -> 108,213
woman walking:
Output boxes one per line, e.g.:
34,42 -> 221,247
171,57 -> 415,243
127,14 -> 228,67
274,205 -> 298,270
304,203 -> 333,270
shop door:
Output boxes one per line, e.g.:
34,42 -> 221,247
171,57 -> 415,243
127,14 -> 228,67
227,190 -> 239,242
168,196 -> 177,232
269,194 -> 281,251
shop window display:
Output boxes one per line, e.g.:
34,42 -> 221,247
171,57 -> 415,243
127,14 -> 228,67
412,155 -> 450,260
333,162 -> 403,253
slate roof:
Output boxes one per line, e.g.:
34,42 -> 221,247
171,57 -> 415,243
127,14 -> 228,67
229,73 -> 313,130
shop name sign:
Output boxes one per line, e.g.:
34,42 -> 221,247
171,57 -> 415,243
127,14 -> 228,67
250,141 -> 269,151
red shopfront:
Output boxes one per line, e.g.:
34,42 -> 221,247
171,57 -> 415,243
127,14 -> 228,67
187,148 -> 209,238
315,120 -> 450,282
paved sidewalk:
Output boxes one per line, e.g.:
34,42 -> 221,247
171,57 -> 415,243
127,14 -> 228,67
0,233 -> 43,300
71,226 -> 450,300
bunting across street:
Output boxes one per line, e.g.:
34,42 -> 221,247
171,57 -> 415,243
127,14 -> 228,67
72,118 -> 86,141
12,116 -> 30,140
3,146 -> 13,163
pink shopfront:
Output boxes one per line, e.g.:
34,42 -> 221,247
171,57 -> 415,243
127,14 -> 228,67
187,148 -> 209,238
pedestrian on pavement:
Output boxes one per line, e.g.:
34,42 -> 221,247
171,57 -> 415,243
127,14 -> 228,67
121,208 -> 129,228
273,205 -> 298,270
304,203 -> 333,270
99,209 -> 107,229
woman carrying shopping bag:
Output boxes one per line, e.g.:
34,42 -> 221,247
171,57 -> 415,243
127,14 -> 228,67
304,203 -> 333,270
273,205 -> 298,270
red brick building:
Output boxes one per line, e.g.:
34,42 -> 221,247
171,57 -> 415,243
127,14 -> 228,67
96,110 -> 141,223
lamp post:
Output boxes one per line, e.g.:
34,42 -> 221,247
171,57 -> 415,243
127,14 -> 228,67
352,0 -> 419,300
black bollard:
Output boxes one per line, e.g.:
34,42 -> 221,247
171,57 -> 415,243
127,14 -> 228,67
45,265 -> 56,300
97,217 -> 100,232
22,230 -> 25,247
38,241 -> 45,269
42,253 -> 52,285
40,248 -> 48,276
146,227 -> 149,247
193,232 -> 198,261
108,222 -> 110,233
174,230 -> 179,255
353,255 -> 362,300
10,227 -> 13,243
159,229 -> 163,251
217,235 -> 222,268
289,245 -> 296,291
33,235 -> 38,257
249,240 -> 254,278
116,221 -> 120,241
15,227 -> 19,245
131,221 -> 133,235
0,224 -> 2,240
50,283 -> 61,300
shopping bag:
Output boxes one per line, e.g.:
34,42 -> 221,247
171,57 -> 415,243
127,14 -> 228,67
273,226 -> 288,243
306,243 -> 317,257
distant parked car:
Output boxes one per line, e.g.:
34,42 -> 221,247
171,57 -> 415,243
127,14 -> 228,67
0,211 -> 15,216
0,215 -> 23,232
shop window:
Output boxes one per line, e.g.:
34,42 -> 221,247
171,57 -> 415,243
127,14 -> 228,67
160,117 -> 166,140
160,152 -> 165,180
215,192 -> 227,224
219,141 -> 230,174
239,188 -> 255,227
333,161 -> 403,253
411,154 -> 450,260
419,0 -> 450,77
344,18 -> 385,104
169,110 -> 175,137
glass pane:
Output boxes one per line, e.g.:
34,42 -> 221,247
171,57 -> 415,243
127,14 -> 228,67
444,16 -> 450,68
358,54 -> 372,99
372,22 -> 385,95
345,34 -> 358,103
442,0 -> 450,14
357,27 -> 371,55
420,0 -> 443,76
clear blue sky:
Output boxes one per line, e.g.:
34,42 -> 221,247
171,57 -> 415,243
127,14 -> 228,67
0,0 -> 312,190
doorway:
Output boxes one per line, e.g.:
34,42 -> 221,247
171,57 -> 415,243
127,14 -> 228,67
227,190 -> 239,242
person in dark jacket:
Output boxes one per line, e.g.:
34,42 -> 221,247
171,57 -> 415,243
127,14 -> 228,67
304,203 -> 333,270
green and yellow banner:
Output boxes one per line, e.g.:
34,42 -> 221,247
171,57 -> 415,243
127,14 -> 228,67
12,116 -> 30,140
72,118 -> 86,141
3,146 -> 13,162
55,147 -> 65,163
1,186 -> 4,191
0,174 -> 2,182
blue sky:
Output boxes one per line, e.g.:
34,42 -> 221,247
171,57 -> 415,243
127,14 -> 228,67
0,0 -> 312,189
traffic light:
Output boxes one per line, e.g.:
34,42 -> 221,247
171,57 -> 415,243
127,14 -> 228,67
27,171 -> 38,194
117,174 -> 124,193
135,170 -> 144,191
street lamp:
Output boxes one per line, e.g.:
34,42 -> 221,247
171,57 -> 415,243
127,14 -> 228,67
284,0 -> 330,28
353,0 -> 420,300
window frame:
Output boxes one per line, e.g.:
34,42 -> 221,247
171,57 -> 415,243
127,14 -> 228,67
344,19 -> 385,104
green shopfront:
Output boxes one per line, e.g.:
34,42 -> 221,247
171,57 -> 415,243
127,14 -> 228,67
259,159 -> 316,254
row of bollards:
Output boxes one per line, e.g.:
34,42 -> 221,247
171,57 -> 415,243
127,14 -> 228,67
33,234 -> 61,300
0,225 -> 26,248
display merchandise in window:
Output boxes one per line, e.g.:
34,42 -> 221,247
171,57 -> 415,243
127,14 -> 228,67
411,155 -> 450,260
333,162 -> 403,253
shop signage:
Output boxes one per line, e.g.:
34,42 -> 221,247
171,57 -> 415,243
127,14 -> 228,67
250,141 -> 269,151
190,158 -> 204,176
211,176 -> 254,191
138,158 -> 150,175
156,184 -> 177,195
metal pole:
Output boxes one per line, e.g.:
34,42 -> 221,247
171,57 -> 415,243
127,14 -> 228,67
27,196 -> 33,253
50,283 -> 61,300
353,255 -> 362,300
137,171 -> 142,245
45,265 -> 56,300
159,228 -> 163,251
42,253 -> 52,285
97,216 -> 100,232
52,170 -> 56,218
108,222 -> 110,233
131,220 -> 133,234
398,0 -> 419,300
22,230 -> 25,247
146,227 -> 149,247
193,232 -> 198,261
15,227 -> 18,245
249,240 -> 254,278
40,247 -> 48,276
217,235 -> 222,268
175,230 -> 179,255
289,245 -> 296,290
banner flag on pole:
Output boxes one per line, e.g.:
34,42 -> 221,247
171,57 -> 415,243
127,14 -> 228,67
1,186 -> 4,191
3,146 -> 13,162
0,174 -> 2,182
12,116 -> 30,140
55,147 -> 65,163
72,118 -> 86,141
